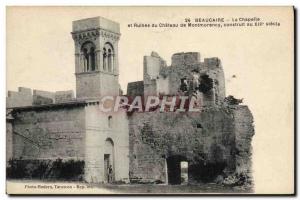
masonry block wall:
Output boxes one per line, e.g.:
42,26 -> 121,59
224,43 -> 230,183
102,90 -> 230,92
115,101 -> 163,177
202,58 -> 226,104
6,120 -> 13,163
7,87 -> 75,108
33,90 -> 55,105
171,52 -> 200,67
232,106 -> 255,179
72,16 -> 121,99
11,105 -> 86,160
84,103 -> 130,183
75,73 -> 102,99
127,81 -> 144,97
128,105 -> 254,184
143,52 -> 167,96
6,15 -> 254,186
55,90 -> 75,103
137,52 -> 226,107
7,87 -> 33,107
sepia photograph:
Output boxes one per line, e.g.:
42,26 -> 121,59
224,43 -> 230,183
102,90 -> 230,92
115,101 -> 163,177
5,6 -> 294,195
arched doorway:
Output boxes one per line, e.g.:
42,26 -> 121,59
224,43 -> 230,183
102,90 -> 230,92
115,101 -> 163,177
104,138 -> 114,183
166,155 -> 188,185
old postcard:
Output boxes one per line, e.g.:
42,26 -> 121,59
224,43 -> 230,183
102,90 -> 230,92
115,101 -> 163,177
6,6 -> 294,195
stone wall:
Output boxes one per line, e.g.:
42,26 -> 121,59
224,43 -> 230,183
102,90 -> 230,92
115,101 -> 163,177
202,57 -> 226,103
84,103 -> 130,183
127,81 -> 144,97
171,52 -> 200,67
143,52 -> 166,96
232,106 -> 255,179
33,90 -> 55,105
141,52 -> 226,107
7,87 -> 33,107
55,90 -> 75,103
159,61 -> 201,95
6,120 -> 13,163
128,107 -> 245,184
72,16 -> 120,100
76,72 -> 101,99
99,73 -> 120,96
7,87 -> 76,107
11,104 -> 86,160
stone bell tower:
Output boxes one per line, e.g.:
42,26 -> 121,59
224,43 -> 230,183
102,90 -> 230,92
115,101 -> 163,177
71,17 -> 120,99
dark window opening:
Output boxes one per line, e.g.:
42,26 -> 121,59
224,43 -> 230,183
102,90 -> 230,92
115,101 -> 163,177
81,42 -> 96,72
196,123 -> 203,129
103,43 -> 114,72
103,48 -> 107,70
108,49 -> 112,72
198,74 -> 213,93
179,78 -> 188,92
108,116 -> 112,128
90,47 -> 96,71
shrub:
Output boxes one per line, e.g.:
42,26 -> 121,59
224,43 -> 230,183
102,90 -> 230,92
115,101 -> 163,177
6,158 -> 84,181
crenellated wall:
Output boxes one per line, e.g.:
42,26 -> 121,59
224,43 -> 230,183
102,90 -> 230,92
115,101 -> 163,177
171,52 -> 200,67
7,87 -> 75,108
7,87 -> 33,108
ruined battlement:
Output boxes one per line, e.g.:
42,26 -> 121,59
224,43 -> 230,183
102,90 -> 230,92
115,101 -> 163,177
130,51 -> 226,106
203,57 -> 222,67
7,87 -> 33,108
6,87 -> 75,108
171,52 -> 200,66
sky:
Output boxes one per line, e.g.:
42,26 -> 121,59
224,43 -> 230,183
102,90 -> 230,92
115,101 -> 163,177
6,6 -> 294,193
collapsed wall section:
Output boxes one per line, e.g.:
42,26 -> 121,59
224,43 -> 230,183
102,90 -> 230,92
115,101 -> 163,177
143,52 -> 167,96
128,108 -> 238,184
141,52 -> 226,108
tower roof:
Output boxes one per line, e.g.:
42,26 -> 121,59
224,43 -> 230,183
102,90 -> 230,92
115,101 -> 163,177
72,16 -> 120,34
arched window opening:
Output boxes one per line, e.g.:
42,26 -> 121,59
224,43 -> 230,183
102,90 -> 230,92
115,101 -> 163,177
103,48 -> 107,71
108,115 -> 112,128
81,42 -> 96,72
103,43 -> 114,72
108,49 -> 112,72
90,47 -> 96,71
83,48 -> 89,72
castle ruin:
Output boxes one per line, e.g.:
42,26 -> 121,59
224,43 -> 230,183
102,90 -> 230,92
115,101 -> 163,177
6,16 -> 254,187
